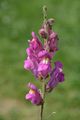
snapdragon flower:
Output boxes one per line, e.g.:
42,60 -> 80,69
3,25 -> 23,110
46,61 -> 64,92
24,6 -> 65,120
25,83 -> 43,105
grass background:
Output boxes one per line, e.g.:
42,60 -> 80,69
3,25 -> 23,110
0,0 -> 80,120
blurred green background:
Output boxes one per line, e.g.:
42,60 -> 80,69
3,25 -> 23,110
0,0 -> 80,120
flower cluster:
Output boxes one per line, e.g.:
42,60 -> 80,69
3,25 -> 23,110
24,18 -> 64,105
24,31 -> 52,79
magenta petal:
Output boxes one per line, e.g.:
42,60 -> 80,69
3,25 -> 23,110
25,93 -> 33,100
27,83 -> 38,91
31,32 -> 37,38
24,59 -> 34,70
54,61 -> 63,68
29,32 -> 43,53
31,95 -> 41,105
26,48 -> 33,57
38,50 -> 52,59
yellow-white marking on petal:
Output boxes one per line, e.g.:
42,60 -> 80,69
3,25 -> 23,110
42,58 -> 49,64
59,68 -> 62,72
29,89 -> 35,94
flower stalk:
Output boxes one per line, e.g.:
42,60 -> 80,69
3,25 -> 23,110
24,5 -> 64,120
43,5 -> 47,23
41,80 -> 46,120
40,6 -> 48,120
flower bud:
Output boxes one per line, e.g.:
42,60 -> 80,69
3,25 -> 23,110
48,32 -> 58,52
47,18 -> 55,29
39,28 -> 47,38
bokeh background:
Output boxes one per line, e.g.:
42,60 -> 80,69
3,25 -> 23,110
0,0 -> 80,120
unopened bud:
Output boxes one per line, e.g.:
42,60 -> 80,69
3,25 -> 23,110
39,28 -> 47,38
49,32 -> 57,39
47,18 -> 55,29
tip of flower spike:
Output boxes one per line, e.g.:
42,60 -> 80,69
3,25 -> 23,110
43,5 -> 47,21
47,18 -> 55,25
43,5 -> 47,11
46,18 -> 55,30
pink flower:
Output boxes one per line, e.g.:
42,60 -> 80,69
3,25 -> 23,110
24,58 -> 34,70
46,61 -> 64,92
38,58 -> 52,78
29,32 -> 43,53
25,83 -> 43,105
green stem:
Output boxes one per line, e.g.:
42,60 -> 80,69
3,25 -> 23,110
40,6 -> 48,120
43,5 -> 47,23
41,81 -> 46,120
43,5 -> 47,33
43,5 -> 49,51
